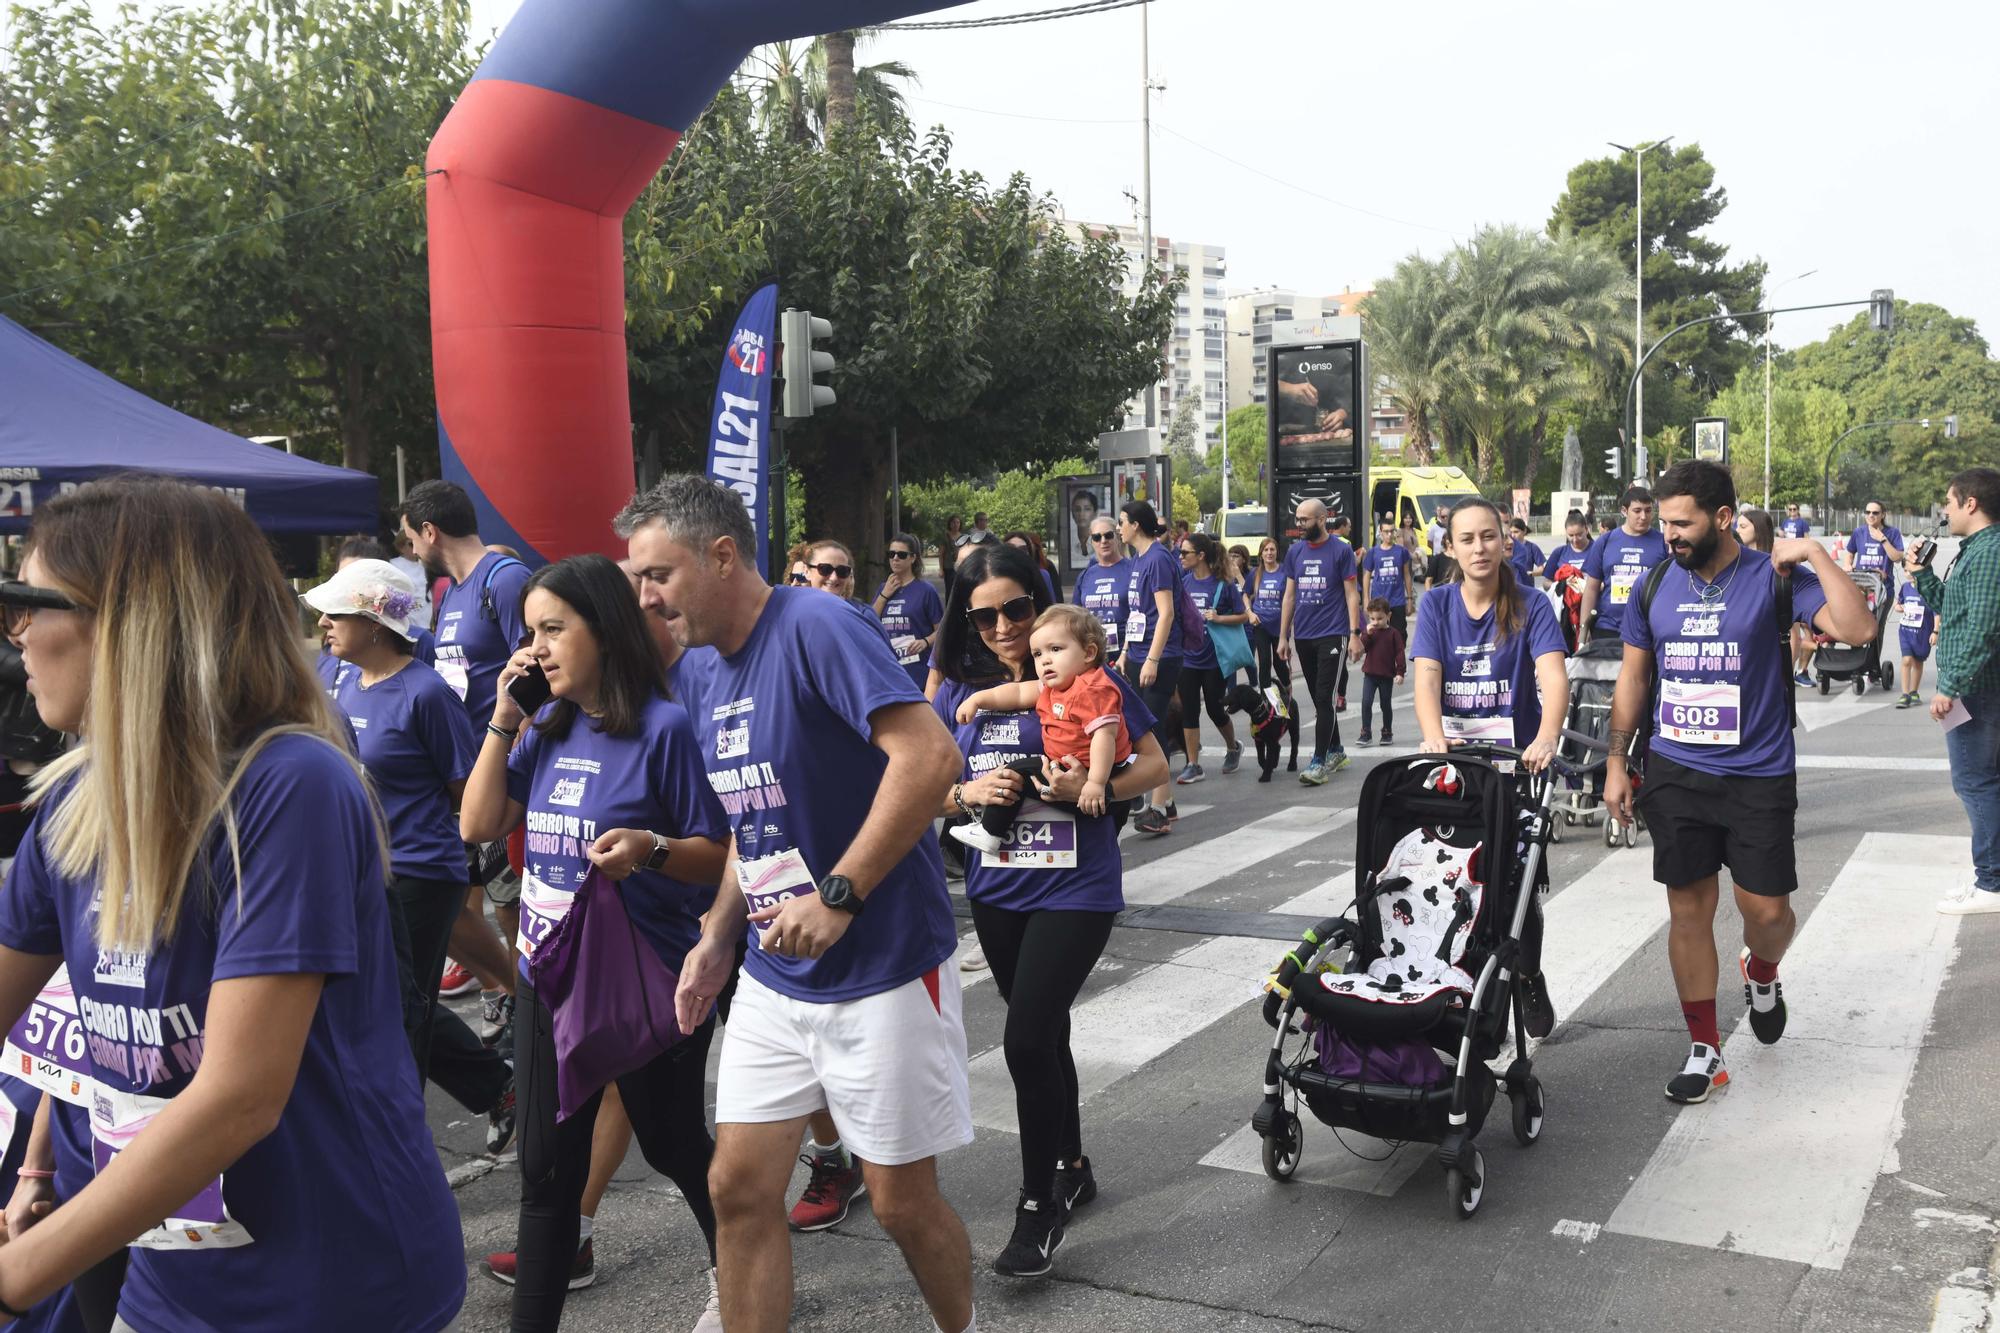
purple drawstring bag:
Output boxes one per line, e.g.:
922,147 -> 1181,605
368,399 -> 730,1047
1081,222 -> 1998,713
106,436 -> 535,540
1313,1022 -> 1447,1088
528,869 -> 687,1122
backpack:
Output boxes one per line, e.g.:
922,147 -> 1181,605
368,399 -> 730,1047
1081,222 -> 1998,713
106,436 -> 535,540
1172,563 -> 1208,653
433,554 -> 528,633
1633,556 -> 1798,735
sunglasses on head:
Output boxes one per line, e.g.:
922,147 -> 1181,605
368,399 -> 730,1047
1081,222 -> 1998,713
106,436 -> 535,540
813,563 -> 853,579
967,594 -> 1036,632
887,548 -> 913,560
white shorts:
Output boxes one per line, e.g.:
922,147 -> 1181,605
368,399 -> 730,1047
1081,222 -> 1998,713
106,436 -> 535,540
716,967 -> 973,1167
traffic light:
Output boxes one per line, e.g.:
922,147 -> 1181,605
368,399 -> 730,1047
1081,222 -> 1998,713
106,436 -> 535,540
1603,443 -> 1623,480
1869,289 -> 1895,333
781,309 -> 835,418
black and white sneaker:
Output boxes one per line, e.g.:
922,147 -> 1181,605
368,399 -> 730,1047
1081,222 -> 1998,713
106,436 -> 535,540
1518,970 -> 1556,1039
992,1195 -> 1064,1278
1740,948 -> 1787,1045
1053,1157 -> 1097,1213
1665,1043 -> 1729,1104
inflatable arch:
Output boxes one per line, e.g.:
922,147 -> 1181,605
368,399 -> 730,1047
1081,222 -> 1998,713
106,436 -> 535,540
426,0 -> 952,562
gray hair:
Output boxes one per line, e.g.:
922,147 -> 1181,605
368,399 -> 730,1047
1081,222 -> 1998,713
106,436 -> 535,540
614,474 -> 756,554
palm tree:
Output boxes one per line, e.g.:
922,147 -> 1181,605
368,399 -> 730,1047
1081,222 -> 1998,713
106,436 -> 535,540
1362,254 -> 1452,466
738,33 -> 917,145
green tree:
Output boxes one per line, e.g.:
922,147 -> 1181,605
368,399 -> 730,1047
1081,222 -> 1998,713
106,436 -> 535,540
1363,252 -> 1452,465
1550,142 -> 1767,440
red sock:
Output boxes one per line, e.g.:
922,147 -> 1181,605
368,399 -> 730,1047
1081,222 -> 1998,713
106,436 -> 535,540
1681,998 -> 1720,1048
1745,952 -> 1779,985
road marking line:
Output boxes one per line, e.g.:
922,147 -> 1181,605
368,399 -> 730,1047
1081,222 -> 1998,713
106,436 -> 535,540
1117,803 -> 1212,841
1795,754 -> 1950,771
1123,805 -> 1345,907
1605,832 -> 1971,1270
1798,689 -> 1903,732
1551,1219 -> 1602,1243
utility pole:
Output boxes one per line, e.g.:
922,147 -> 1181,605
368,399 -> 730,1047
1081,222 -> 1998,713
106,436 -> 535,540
1139,3 -> 1158,427
1609,137 -> 1672,469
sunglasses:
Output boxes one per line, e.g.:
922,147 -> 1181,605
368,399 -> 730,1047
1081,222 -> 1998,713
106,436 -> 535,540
1865,510 -> 1883,517
967,594 -> 1036,632
887,549 -> 913,560
812,563 -> 853,580
1091,532 -> 1119,543
1179,546 -> 1198,557
0,581 -> 80,636
787,573 -> 810,585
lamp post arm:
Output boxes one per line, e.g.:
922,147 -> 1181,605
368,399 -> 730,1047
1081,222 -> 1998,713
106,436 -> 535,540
1821,418 -> 1922,514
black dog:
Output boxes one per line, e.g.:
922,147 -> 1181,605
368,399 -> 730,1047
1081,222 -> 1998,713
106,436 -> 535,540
1224,684 -> 1299,782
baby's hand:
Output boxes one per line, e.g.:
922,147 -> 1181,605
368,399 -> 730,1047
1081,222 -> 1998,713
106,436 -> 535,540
956,697 -> 980,724
1078,779 -> 1107,816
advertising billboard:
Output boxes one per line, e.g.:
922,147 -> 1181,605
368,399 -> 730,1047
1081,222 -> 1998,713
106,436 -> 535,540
1267,341 -> 1361,472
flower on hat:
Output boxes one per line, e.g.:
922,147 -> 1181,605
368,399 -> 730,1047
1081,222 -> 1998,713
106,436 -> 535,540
340,580 -> 417,625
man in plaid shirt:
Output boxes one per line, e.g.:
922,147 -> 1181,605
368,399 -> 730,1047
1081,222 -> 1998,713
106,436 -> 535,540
1914,467 -> 2000,913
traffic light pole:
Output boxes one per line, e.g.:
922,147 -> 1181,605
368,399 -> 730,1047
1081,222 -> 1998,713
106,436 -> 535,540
1617,296 -> 1886,483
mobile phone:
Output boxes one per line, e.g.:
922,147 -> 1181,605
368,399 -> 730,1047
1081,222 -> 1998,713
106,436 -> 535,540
507,663 -> 553,715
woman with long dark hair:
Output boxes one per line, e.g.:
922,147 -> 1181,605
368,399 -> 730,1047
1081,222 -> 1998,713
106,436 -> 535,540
1247,536 -> 1291,695
0,476 -> 462,1330
873,532 -> 944,690
1735,507 -> 1775,553
1115,501 -> 1183,835
1005,531 -> 1061,602
461,554 -> 730,1332
931,543 -> 1169,1276
1172,533 -> 1246,780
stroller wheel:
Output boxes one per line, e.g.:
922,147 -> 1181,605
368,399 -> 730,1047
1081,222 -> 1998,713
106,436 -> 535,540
1818,675 -> 1830,695
1511,1078 -> 1545,1146
1445,1147 -> 1486,1220
1854,677 -> 1866,696
1548,814 -> 1563,844
1624,819 -> 1640,849
1261,1112 -> 1303,1182
1604,817 -> 1620,849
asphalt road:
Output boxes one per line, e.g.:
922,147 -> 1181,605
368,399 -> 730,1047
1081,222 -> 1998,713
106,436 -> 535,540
429,570 -> 1993,1333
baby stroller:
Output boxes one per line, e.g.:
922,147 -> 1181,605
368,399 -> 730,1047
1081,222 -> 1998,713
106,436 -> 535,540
1552,637 -> 1645,849
1812,571 -> 1895,695
1249,746 -> 1567,1219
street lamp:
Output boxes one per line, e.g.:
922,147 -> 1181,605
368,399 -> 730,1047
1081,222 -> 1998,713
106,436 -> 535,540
1210,321 -> 1250,514
1608,136 -> 1673,457
1763,267 -> 1817,512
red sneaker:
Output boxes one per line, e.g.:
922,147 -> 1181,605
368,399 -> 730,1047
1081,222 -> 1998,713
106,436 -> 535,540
484,1237 -> 595,1289
788,1151 -> 866,1231
438,961 -> 479,999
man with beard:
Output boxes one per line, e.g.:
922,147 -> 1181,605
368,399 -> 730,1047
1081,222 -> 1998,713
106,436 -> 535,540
1602,461 -> 1873,1105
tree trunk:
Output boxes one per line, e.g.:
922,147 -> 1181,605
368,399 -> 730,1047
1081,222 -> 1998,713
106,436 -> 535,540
823,31 -> 857,134
1522,409 -> 1549,493
801,429 -> 889,591
338,352 -> 372,474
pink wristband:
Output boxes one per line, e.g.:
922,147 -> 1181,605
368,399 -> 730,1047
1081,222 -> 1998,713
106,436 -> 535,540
16,1169 -> 53,1180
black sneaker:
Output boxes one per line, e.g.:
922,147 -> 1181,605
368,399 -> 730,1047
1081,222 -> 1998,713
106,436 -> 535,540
1519,970 -> 1556,1039
1740,948 -> 1787,1045
992,1195 -> 1064,1278
1665,1043 -> 1729,1104
486,1079 -> 517,1155
1132,806 -> 1170,837
1054,1157 -> 1097,1214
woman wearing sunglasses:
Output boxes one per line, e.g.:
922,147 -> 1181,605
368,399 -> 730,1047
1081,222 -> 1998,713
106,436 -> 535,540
1173,534 -> 1247,782
929,543 -> 1168,1277
872,533 -> 943,691
1115,501 -> 1183,837
1070,517 -> 1131,669
804,541 -> 860,604
0,477 -> 463,1330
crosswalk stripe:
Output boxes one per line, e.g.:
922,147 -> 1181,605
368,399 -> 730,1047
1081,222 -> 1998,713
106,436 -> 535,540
1795,754 -> 1949,771
1604,831 -> 1972,1270
1117,803 -> 1212,841
1200,841 -> 1670,1194
1798,689 -> 1904,732
1123,805 -> 1345,907
968,935 -> 1275,1133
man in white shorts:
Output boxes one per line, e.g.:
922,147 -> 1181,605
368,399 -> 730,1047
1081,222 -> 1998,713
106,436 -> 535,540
620,476 -> 975,1333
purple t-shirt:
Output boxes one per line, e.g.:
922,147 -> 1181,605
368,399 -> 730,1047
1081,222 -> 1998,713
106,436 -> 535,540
1623,547 -> 1827,777
1847,526 -> 1904,580
1123,543 -> 1184,663
0,738 -> 464,1332
1780,517 -> 1812,540
1072,560 -> 1132,659
1181,574 -> 1242,672
1282,536 -> 1359,641
1542,542 -> 1592,582
1249,568 -> 1286,627
931,673 -> 1153,914
1510,540 -> 1544,582
1581,528 -> 1669,635
506,694 -> 726,975
697,589 -> 956,1003
432,552 -> 530,728
666,644 -> 721,718
1898,582 -> 1937,657
875,580 -> 944,690
1362,543 -> 1412,609
1412,584 -> 1567,747
334,662 -> 478,884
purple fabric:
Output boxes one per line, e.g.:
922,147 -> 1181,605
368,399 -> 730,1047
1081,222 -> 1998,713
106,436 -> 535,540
529,868 -> 686,1121
1313,1023 -> 1446,1088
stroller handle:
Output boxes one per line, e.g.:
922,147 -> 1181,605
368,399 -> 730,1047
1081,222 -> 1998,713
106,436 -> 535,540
1263,915 -> 1355,1028
1444,740 -> 1586,782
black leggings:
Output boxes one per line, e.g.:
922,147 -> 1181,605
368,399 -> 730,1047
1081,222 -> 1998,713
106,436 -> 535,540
386,873 -> 511,1114
1175,665 -> 1235,751
1129,656 -> 1182,769
1253,624 -> 1292,695
1294,635 -> 1348,759
513,975 -> 717,1331
968,901 -> 1117,1203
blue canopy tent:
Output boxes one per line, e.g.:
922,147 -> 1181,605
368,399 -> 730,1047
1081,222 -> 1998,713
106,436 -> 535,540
0,313 -> 379,536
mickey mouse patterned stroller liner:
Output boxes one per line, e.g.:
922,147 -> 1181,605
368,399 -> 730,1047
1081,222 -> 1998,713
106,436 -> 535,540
1250,749 -> 1562,1218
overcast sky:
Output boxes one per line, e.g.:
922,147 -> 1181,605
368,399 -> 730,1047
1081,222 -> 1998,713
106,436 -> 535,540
61,0 -> 2000,350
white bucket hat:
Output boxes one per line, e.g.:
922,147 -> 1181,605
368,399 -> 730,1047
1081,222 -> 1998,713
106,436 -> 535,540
302,558 -> 422,642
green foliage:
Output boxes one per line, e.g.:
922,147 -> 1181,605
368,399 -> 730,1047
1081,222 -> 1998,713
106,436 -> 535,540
1171,478 -> 1200,532
900,456 -> 1091,547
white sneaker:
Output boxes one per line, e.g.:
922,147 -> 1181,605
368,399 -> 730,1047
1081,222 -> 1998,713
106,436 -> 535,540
949,823 -> 1004,854
960,944 -> 989,972
1937,887 -> 2000,916
692,1267 -> 723,1333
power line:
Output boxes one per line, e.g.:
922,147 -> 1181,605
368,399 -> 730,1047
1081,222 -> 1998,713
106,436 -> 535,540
0,170 -> 436,307
1150,121 -> 1459,238
869,0 -> 1148,31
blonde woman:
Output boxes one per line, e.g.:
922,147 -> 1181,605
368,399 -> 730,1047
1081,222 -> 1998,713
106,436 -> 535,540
0,478 -> 462,1329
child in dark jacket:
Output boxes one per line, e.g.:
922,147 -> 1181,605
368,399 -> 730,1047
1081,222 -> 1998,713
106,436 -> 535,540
1358,597 -> 1406,745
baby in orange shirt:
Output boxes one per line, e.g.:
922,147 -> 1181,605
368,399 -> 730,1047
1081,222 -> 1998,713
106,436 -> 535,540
952,605 -> 1132,852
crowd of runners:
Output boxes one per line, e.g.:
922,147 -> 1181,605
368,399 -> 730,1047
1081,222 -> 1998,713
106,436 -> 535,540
0,458 -> 1993,1332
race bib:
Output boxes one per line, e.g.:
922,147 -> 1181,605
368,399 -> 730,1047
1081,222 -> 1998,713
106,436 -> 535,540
1442,714 -> 1515,743
1901,603 -> 1928,629
433,658 -> 469,700
891,636 -> 922,666
2,969 -> 92,1106
92,1085 -> 252,1250
1657,678 -> 1742,746
1609,570 -> 1639,605
1124,610 -> 1148,643
517,869 -> 575,960
981,802 -> 1078,869
736,848 -> 816,917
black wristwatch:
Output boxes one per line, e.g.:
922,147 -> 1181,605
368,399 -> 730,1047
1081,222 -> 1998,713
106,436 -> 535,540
644,832 -> 671,872
818,874 -> 864,915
